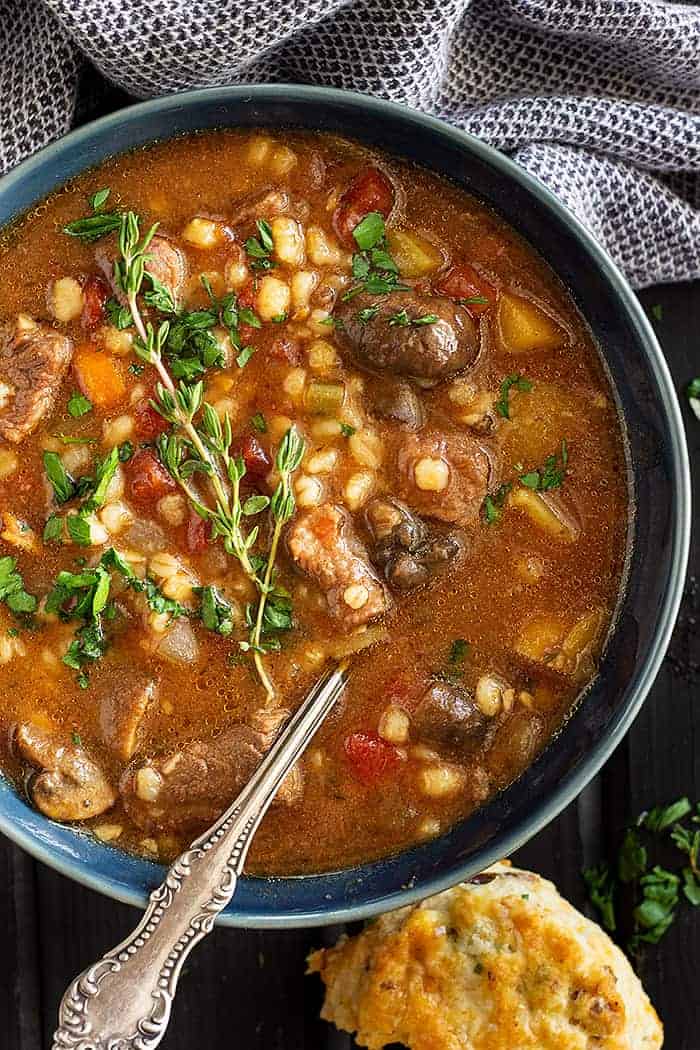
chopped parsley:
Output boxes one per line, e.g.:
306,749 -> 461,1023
650,303 -> 663,322
89,188 -> 111,213
583,797 -> 700,955
250,412 -> 267,433
128,361 -> 145,376
449,638 -> 469,664
67,392 -> 93,419
43,451 -> 76,504
342,213 -> 410,302
387,310 -> 438,328
641,797 -> 692,832
520,440 -> 568,492
244,219 -> 276,271
356,306 -> 379,325
495,374 -> 532,420
482,482 -> 512,525
686,378 -> 700,420
196,585 -> 237,637
236,345 -> 256,369
105,298 -> 133,330
0,556 -> 37,616
340,423 -> 356,438
458,295 -> 489,307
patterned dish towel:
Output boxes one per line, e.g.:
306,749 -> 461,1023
1,0 -> 698,288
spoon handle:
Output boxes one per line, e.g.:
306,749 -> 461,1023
52,663 -> 349,1050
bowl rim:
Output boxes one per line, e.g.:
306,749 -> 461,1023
0,83 -> 690,927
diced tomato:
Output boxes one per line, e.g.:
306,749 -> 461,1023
186,511 -> 212,554
269,338 -> 302,365
344,731 -> 403,785
434,264 -> 496,317
240,433 -> 271,479
332,167 -> 395,248
134,398 -> 170,440
72,344 -> 126,409
126,449 -> 176,505
81,275 -> 110,329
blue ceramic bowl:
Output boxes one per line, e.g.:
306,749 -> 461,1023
0,86 -> 690,927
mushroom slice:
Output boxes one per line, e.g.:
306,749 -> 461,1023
15,723 -> 115,822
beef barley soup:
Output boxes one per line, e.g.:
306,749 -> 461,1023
0,130 -> 629,874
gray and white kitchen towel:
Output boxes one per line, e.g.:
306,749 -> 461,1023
1,0 -> 699,288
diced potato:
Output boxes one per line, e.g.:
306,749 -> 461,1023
256,275 -> 290,322
182,218 -> 224,250
348,429 -> 383,469
378,704 -> 410,745
307,340 -> 338,374
417,763 -> 467,799
157,494 -> 187,526
102,414 -> 134,447
99,500 -> 133,535
272,216 -> 305,267
224,248 -> 249,291
508,487 -> 579,542
549,608 -> 605,678
1,512 -> 38,553
386,229 -> 443,277
514,615 -> 566,663
0,447 -> 18,480
61,444 -> 91,474
306,227 -> 344,268
497,292 -> 565,353
101,326 -> 133,357
343,470 -> 374,511
283,367 -> 307,404
305,448 -> 338,475
246,136 -> 274,166
295,474 -> 324,508
291,271 -> 318,310
267,414 -> 294,443
50,277 -> 84,322
270,146 -> 298,176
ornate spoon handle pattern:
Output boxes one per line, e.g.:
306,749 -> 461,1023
52,662 -> 349,1050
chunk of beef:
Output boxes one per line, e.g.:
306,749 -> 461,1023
335,290 -> 479,384
287,503 -> 392,628
98,668 -> 158,760
15,723 -> 115,822
96,234 -> 186,308
120,721 -> 302,834
367,376 -> 424,429
230,189 -> 310,227
397,429 -> 492,525
0,316 -> 73,443
413,681 -> 486,749
365,497 -> 465,592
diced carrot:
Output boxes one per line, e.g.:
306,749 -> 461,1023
344,731 -> 403,785
81,275 -> 110,329
72,344 -> 126,409
435,264 -> 496,317
126,449 -> 177,505
333,167 -> 394,247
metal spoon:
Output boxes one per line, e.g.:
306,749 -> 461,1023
52,661 -> 349,1050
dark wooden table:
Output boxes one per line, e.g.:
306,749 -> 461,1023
1,74 -> 698,1049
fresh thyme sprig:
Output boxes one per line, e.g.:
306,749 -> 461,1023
243,427 -> 304,678
63,202 -> 304,699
